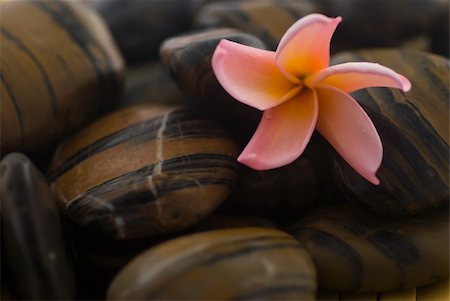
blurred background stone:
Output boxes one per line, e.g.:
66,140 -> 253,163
0,0 -> 124,158
92,0 -> 205,64
117,61 -> 187,108
194,0 -> 449,56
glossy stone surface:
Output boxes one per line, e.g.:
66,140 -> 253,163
160,28 -> 266,145
0,153 -> 75,299
48,104 -> 239,240
118,61 -> 187,108
331,49 -> 449,216
93,0 -> 201,63
0,0 -> 124,156
290,204 -> 449,292
107,228 -> 316,300
70,214 -> 274,298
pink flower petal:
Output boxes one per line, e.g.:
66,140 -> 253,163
305,62 -> 412,93
238,89 -> 318,170
315,85 -> 383,185
212,39 -> 299,111
275,14 -> 342,81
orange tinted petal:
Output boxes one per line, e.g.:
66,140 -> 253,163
316,85 -> 382,185
212,39 -> 298,111
305,62 -> 411,92
238,89 -> 318,170
275,14 -> 341,81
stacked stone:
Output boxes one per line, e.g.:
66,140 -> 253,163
1,0 -> 448,300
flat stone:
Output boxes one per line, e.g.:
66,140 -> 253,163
0,0 -> 123,156
48,104 -> 239,240
107,228 -> 316,300
331,49 -> 449,216
289,204 -> 449,292
0,153 -> 76,299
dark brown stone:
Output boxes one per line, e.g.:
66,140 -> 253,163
0,0 -> 124,156
160,28 -> 266,145
195,0 -> 448,56
48,104 -> 239,240
289,204 -> 449,292
107,228 -> 316,300
0,153 -> 76,299
331,49 -> 449,216
118,61 -> 187,108
93,0 -> 203,63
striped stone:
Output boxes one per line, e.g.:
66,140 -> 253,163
48,104 -> 239,240
107,228 -> 316,300
0,0 -> 123,156
290,204 -> 449,292
331,49 -> 449,216
0,153 -> 75,299
160,28 -> 266,145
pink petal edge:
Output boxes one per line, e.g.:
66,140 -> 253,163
238,89 -> 318,170
212,39 -> 297,111
275,14 -> 342,81
305,62 -> 412,93
315,85 -> 383,185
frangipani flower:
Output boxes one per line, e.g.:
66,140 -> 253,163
212,14 -> 411,185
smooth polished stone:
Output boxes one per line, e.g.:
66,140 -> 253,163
290,204 -> 449,292
0,153 -> 76,299
160,28 -> 266,145
48,104 -> 239,240
0,0 -> 124,156
118,61 -> 187,108
107,228 -> 316,300
331,49 -> 449,216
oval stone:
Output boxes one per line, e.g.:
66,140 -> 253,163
0,0 -> 123,156
160,28 -> 266,145
107,228 -> 316,300
48,104 -> 239,240
331,49 -> 449,216
71,214 -> 275,298
289,204 -> 449,292
0,153 -> 76,299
